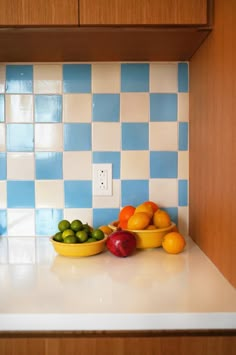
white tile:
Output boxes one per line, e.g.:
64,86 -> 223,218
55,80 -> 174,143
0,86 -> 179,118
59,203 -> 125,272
64,208 -> 93,226
150,122 -> 178,151
0,65 -> 5,93
92,63 -> 120,93
178,151 -> 189,179
93,180 -> 120,208
35,123 -> 63,151
150,63 -> 178,93
0,124 -> 5,151
0,181 -> 6,208
121,151 -> 149,179
92,123 -> 120,151
34,64 -> 62,94
149,179 -> 178,207
178,206 -> 189,237
6,95 -> 33,123
8,237 -> 36,263
7,209 -> 35,237
120,93 -> 149,122
63,151 -> 92,179
178,93 -> 189,121
63,94 -> 92,122
7,153 -> 34,180
35,181 -> 64,208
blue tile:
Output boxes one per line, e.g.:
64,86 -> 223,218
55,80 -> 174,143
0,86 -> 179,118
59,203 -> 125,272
0,210 -> 7,236
178,63 -> 189,92
93,208 -> 120,228
121,180 -> 149,207
162,207 -> 178,225
93,152 -> 120,179
0,153 -> 6,180
35,152 -> 63,180
178,180 -> 188,206
93,94 -> 120,122
150,94 -> 177,122
35,95 -> 62,122
0,95 -> 4,122
7,124 -> 34,152
178,122 -> 188,150
7,181 -> 35,208
63,64 -> 91,93
35,209 -> 63,236
150,151 -> 178,178
64,181 -> 92,208
6,65 -> 33,93
121,64 -> 149,92
64,123 -> 91,151
122,123 -> 149,150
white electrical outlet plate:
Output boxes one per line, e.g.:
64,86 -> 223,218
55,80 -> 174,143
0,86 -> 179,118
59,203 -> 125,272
93,164 -> 112,196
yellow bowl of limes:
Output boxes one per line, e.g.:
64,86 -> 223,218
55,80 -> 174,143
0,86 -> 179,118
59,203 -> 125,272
50,235 -> 108,257
108,221 -> 176,249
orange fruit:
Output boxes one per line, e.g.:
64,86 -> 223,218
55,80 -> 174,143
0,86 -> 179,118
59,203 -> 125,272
119,205 -> 135,222
162,232 -> 186,254
98,225 -> 113,236
153,209 -> 171,228
118,219 -> 128,229
145,224 -> 157,230
127,212 -> 151,230
143,201 -> 159,213
135,203 -> 153,218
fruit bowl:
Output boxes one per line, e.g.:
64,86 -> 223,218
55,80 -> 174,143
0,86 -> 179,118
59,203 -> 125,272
108,221 -> 176,249
50,236 -> 108,257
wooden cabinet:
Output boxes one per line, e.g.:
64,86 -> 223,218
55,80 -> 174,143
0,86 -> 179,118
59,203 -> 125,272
0,0 -> 78,26
0,0 -> 212,63
0,331 -> 236,355
80,0 -> 208,26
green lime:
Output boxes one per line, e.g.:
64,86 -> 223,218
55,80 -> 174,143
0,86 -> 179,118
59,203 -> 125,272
76,230 -> 88,243
64,235 -> 78,244
71,219 -> 83,232
91,229 -> 105,241
82,223 -> 92,235
53,232 -> 63,242
58,220 -> 71,232
62,229 -> 75,239
87,237 -> 97,243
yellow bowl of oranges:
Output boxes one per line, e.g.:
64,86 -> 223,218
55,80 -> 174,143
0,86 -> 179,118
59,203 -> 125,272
50,219 -> 107,257
108,201 -> 176,249
108,220 -> 176,249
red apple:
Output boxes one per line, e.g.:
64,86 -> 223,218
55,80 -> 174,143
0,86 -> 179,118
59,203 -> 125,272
106,230 -> 137,257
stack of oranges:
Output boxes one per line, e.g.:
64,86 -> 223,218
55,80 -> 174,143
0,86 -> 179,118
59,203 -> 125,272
117,201 -> 186,254
118,201 -> 171,230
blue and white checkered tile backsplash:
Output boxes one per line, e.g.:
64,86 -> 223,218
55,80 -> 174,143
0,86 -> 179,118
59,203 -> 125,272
0,62 -> 189,237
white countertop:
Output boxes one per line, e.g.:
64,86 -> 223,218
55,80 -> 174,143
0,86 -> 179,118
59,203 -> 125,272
0,236 -> 236,331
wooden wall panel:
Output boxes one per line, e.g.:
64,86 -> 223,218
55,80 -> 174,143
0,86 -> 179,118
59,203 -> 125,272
189,0 -> 236,287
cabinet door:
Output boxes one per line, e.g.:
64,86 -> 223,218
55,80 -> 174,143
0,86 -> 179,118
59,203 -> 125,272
0,0 -> 78,26
80,0 -> 208,26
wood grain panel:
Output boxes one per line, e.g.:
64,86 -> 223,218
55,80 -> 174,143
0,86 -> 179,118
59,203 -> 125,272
189,0 -> 236,287
0,0 -> 78,26
80,0 -> 208,26
0,332 -> 236,355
